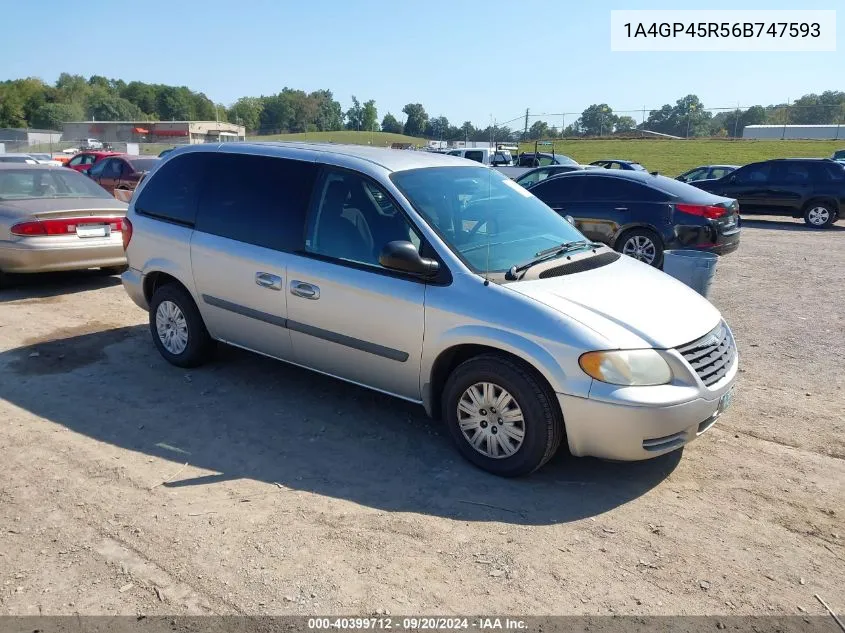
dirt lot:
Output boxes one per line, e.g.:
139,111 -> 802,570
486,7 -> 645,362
1,215 -> 843,618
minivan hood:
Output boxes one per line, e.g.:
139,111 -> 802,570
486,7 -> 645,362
508,255 -> 721,349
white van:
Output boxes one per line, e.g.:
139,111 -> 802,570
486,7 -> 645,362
446,147 -> 513,167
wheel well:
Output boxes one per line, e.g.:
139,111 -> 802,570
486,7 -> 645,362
802,197 -> 839,212
428,344 -> 561,421
611,224 -> 661,248
143,271 -> 185,304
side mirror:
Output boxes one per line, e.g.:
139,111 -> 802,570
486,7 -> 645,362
564,215 -> 576,226
379,241 -> 440,277
728,174 -> 737,184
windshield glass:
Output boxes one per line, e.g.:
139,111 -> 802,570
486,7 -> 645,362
0,168 -> 114,200
391,166 -> 587,274
555,155 -> 578,165
629,162 -> 646,171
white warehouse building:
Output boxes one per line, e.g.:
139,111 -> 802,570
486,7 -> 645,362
743,124 -> 845,140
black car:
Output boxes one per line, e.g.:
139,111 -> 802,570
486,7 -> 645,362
692,158 -> 844,228
526,170 -> 740,267
590,159 -> 646,171
676,165 -> 739,183
514,164 -> 597,188
516,152 -> 577,167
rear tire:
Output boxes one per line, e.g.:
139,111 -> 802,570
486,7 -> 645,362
148,283 -> 214,368
615,228 -> 664,268
803,202 -> 836,228
442,354 -> 564,477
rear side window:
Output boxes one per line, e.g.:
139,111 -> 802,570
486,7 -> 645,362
824,162 -> 845,180
134,152 -> 210,226
734,163 -> 771,184
530,175 -> 584,201
195,153 -> 318,251
581,176 -> 661,201
464,151 -> 484,163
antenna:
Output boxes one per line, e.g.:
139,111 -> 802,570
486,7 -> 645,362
483,169 -> 492,286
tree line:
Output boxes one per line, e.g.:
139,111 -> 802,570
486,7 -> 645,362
2,74 -> 844,140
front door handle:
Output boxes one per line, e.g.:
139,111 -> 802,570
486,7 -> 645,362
290,280 -> 320,300
255,272 -> 282,291
614,207 -> 628,211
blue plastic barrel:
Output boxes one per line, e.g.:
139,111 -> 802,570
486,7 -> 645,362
662,250 -> 718,297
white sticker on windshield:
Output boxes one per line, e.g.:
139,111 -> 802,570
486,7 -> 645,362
502,177 -> 532,197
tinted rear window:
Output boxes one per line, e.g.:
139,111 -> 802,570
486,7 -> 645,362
128,158 -> 159,172
195,153 -> 318,251
648,174 -> 724,203
134,152 -> 210,226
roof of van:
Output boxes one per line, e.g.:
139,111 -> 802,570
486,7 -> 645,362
215,141 -> 474,172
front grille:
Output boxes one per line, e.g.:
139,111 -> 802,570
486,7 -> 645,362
676,321 -> 736,387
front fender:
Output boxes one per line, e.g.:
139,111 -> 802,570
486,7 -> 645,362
420,323 -> 595,417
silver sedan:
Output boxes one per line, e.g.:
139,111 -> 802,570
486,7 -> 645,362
0,164 -> 128,286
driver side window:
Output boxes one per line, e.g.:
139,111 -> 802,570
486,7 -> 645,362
735,163 -> 771,184
88,160 -> 108,177
305,170 -> 421,268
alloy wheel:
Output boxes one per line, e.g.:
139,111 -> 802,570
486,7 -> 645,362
807,206 -> 831,226
622,235 -> 657,264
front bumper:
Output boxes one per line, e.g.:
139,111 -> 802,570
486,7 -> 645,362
0,237 -> 126,273
559,350 -> 737,462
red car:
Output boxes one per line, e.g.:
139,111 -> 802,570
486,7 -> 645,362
64,151 -> 121,172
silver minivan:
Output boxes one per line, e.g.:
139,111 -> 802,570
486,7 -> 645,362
121,143 -> 738,477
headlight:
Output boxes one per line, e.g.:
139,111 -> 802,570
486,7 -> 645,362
579,349 -> 672,386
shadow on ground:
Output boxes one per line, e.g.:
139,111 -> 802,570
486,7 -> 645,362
0,325 -> 682,525
0,269 -> 122,303
740,217 -> 845,232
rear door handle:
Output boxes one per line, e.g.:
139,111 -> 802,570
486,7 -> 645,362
255,272 -> 282,291
290,280 -> 320,300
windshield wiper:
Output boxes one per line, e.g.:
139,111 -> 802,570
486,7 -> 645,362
505,240 -> 598,280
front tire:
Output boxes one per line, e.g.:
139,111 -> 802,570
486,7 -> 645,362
803,202 -> 836,228
442,354 -> 564,477
615,228 -> 664,268
148,283 -> 214,368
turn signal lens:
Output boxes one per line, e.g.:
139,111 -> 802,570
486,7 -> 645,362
579,349 -> 672,386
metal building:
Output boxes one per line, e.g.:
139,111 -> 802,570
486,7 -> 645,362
743,124 -> 845,140
61,120 -> 246,145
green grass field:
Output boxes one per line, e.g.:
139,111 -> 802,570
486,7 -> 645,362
250,132 -> 842,177
519,139 -> 844,176
247,130 -> 427,147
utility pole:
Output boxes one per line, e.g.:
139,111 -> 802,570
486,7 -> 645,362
523,108 -> 529,140
782,98 -> 790,139
733,102 -> 740,138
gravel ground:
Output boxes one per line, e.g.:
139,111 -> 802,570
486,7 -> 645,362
0,215 -> 843,618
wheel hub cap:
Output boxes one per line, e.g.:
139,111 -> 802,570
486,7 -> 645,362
808,207 -> 829,225
155,300 -> 189,355
457,382 -> 525,459
623,236 -> 656,264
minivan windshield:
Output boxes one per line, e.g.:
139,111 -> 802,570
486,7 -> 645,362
391,166 -> 587,274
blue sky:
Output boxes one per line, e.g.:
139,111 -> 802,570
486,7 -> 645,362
2,0 -> 841,127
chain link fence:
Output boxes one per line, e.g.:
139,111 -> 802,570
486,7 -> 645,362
493,103 -> 845,141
